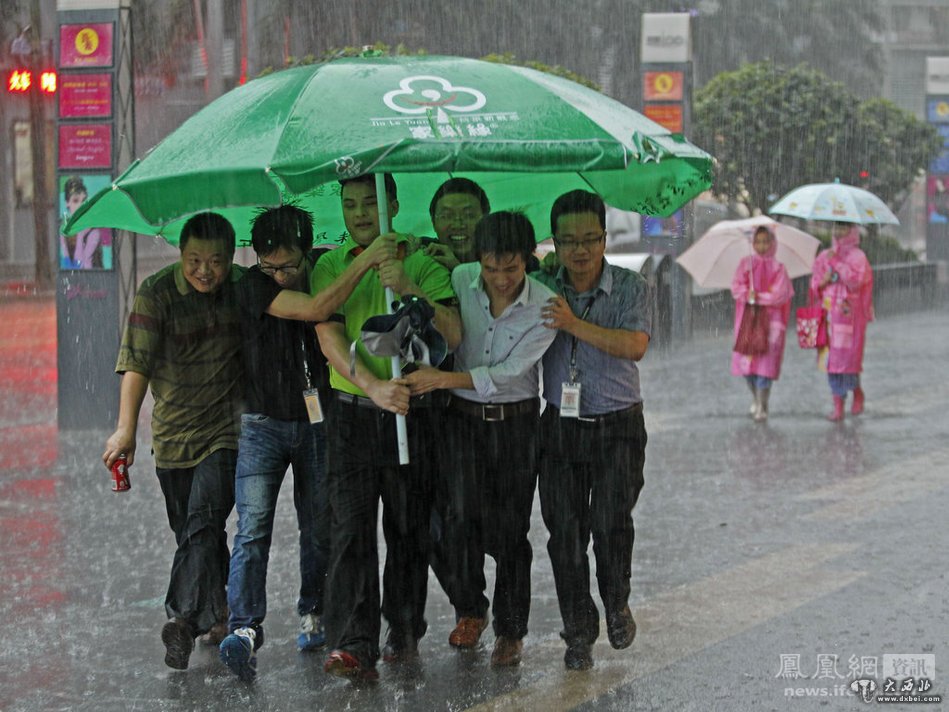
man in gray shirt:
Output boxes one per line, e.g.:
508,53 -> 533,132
535,190 -> 651,671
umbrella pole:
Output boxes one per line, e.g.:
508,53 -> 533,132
375,173 -> 410,465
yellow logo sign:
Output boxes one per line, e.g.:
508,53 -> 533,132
653,73 -> 674,95
936,101 -> 949,118
75,28 -> 100,56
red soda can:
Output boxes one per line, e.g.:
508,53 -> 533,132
111,455 -> 131,492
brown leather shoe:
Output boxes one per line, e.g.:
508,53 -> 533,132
448,617 -> 488,648
200,620 -> 229,646
490,636 -> 523,667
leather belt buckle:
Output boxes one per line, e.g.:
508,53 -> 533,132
482,404 -> 505,422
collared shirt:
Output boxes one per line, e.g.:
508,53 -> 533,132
236,250 -> 328,420
116,262 -> 246,468
533,259 -> 651,415
450,262 -> 557,403
311,235 -> 455,397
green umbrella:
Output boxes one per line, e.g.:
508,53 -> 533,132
65,54 -> 712,245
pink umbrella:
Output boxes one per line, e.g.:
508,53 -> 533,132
676,215 -> 820,289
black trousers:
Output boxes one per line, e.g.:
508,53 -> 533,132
323,398 -> 437,667
435,405 -> 539,639
156,447 -> 236,636
538,406 -> 646,646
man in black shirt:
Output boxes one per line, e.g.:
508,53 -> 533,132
219,205 -> 393,681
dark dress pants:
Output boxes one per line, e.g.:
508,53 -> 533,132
156,447 -> 236,635
439,406 -> 539,639
323,398 -> 436,667
538,407 -> 646,646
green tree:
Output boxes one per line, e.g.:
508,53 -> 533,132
692,61 -> 941,216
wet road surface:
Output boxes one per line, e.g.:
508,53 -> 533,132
1,295 -> 947,711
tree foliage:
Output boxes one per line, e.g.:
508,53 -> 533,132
692,61 -> 942,216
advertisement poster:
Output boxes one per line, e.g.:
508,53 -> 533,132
644,104 -> 683,133
927,175 -> 949,224
59,73 -> 112,119
643,71 -> 684,101
642,211 -> 683,238
59,174 -> 113,270
59,124 -> 112,169
926,98 -> 949,124
60,23 -> 114,68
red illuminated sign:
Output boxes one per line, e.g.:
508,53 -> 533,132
6,69 -> 57,94
40,71 -> 57,94
7,69 -> 32,93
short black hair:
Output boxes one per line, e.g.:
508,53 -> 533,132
250,204 -> 314,256
550,190 -> 606,236
179,212 -> 236,259
474,211 -> 535,264
339,173 -> 398,202
429,178 -> 490,219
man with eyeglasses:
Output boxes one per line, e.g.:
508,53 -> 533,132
534,190 -> 651,671
218,205 -> 395,682
103,212 -> 245,671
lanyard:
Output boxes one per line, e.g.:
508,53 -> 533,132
567,292 -> 597,383
301,332 -> 313,389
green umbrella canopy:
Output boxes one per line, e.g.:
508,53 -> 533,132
65,54 -> 712,246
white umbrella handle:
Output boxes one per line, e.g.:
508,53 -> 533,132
376,173 -> 410,465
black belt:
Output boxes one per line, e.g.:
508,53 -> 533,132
448,395 -> 539,422
335,392 -> 377,409
335,391 -> 439,410
548,402 -> 642,425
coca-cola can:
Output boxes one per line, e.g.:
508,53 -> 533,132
111,455 -> 131,492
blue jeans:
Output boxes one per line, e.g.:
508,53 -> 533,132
227,414 -> 328,634
156,448 -> 236,635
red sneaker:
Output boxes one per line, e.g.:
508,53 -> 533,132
323,649 -> 379,681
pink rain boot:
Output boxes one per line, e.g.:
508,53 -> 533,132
851,388 -> 865,416
827,395 -> 845,422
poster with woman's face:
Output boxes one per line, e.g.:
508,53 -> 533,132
59,173 -> 113,270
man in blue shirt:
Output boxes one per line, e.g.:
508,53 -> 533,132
535,190 -> 651,671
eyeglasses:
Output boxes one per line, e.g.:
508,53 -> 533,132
258,253 -> 305,276
553,233 -> 606,251
434,209 -> 482,224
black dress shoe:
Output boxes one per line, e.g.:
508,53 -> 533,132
564,643 -> 593,670
381,631 -> 419,663
606,606 -> 637,650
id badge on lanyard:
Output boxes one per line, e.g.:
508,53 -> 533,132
300,334 -> 324,424
559,293 -> 596,419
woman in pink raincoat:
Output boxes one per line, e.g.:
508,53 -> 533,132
731,225 -> 794,422
809,222 -> 874,421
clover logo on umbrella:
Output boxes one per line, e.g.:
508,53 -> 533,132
383,75 -> 487,115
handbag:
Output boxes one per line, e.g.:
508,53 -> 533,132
734,303 -> 769,356
795,304 -> 826,349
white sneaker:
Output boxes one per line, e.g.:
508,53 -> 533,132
297,613 -> 326,651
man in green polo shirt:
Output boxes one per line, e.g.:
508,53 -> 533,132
314,173 -> 461,680
102,212 -> 244,671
